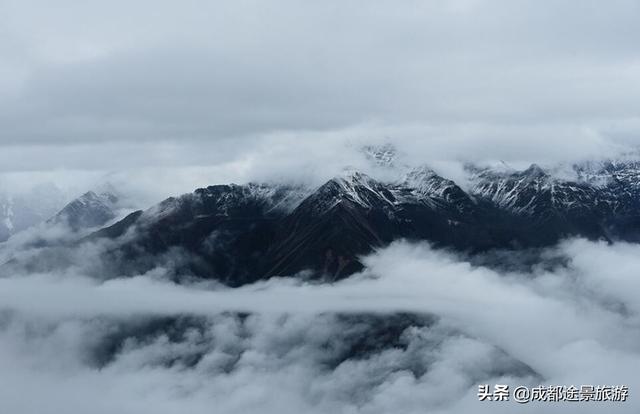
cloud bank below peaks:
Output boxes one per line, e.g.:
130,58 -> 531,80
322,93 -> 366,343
0,238 -> 640,413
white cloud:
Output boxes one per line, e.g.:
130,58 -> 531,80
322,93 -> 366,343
0,0 -> 639,178
2,2 -> 640,412
1,239 -> 640,413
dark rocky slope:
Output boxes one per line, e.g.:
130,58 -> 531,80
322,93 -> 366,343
82,160 -> 640,285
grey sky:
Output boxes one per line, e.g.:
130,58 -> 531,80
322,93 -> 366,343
2,4 -> 640,409
0,0 -> 639,186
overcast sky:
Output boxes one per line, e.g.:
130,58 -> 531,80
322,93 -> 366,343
1,0 -> 639,191
2,4 -> 640,410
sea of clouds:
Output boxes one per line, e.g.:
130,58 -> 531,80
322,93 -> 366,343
2,0 -> 640,412
1,238 -> 639,413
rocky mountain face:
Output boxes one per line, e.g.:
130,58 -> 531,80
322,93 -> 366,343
468,160 -> 640,243
75,157 -> 640,286
6,150 -> 640,285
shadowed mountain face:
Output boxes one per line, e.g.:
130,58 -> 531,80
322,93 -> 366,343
82,160 -> 640,286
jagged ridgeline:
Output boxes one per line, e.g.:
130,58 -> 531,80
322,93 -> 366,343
0,184 -> 125,242
55,151 -> 639,286
5,147 -> 640,285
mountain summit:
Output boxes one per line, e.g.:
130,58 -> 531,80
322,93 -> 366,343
7,158 -> 640,285
58,159 -> 634,285
51,190 -> 120,230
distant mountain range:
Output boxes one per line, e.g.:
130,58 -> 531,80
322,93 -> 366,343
76,155 -> 640,286
50,190 -> 121,230
5,148 -> 640,285
0,185 -> 123,242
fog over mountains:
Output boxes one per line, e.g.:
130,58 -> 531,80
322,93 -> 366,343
1,144 -> 640,413
0,183 -> 66,241
2,0 -> 640,412
4,146 -> 640,414
8,145 -> 640,285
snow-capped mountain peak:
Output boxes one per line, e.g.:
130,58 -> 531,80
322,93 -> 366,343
16,155 -> 640,285
299,171 -> 396,216
361,143 -> 398,168
51,190 -> 120,230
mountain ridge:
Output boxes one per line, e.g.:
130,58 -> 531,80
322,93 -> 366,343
6,155 -> 640,285
73,158 -> 640,285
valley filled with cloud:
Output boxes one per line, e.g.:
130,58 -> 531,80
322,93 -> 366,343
1,238 -> 640,413
2,1 -> 640,413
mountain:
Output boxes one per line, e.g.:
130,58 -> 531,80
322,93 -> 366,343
361,143 -> 398,168
93,183 -> 309,285
467,163 -> 612,244
9,156 -> 640,286
87,162 -> 610,286
88,169 -> 503,284
50,190 -> 121,231
0,182 -> 127,243
468,160 -> 640,242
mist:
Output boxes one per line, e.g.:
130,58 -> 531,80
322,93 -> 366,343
0,238 -> 639,413
2,0 -> 640,201
2,1 -> 640,412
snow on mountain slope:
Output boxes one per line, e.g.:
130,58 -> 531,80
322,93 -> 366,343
298,171 -> 397,218
361,143 -> 398,168
51,190 -> 122,230
467,163 -> 607,216
12,149 -> 640,285
140,182 -> 310,227
396,166 -> 477,213
465,160 -> 640,220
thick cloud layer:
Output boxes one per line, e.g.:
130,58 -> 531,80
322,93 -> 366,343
0,129 -> 636,211
2,2 -> 640,412
1,0 -> 639,190
1,239 -> 639,413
